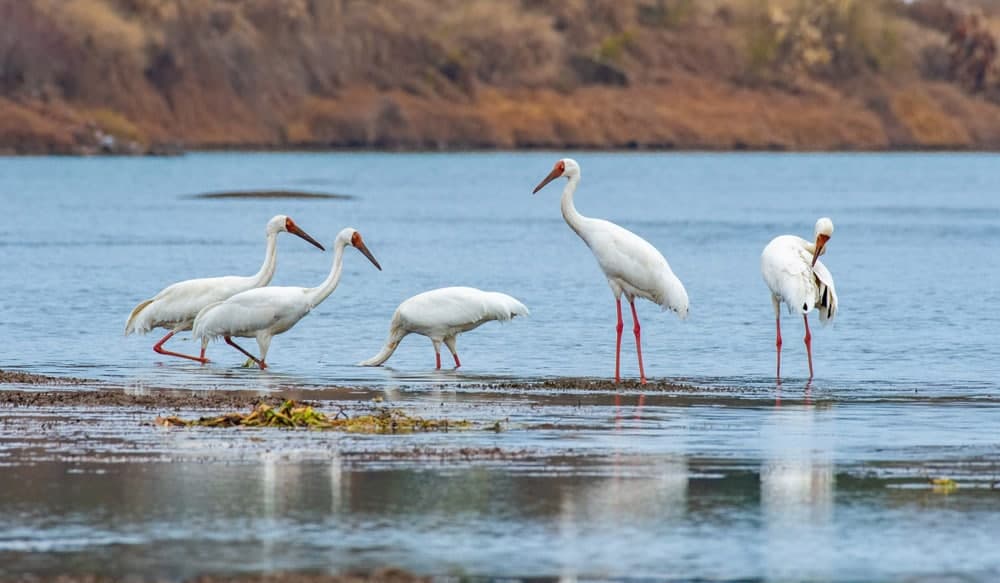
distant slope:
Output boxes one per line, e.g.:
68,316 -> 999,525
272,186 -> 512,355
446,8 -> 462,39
3,0 -> 1000,153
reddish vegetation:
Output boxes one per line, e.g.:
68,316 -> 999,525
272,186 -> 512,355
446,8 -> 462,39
3,0 -> 1000,153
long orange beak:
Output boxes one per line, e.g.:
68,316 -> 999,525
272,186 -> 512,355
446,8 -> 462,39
811,234 -> 829,267
354,240 -> 382,271
288,223 -> 325,251
532,167 -> 562,194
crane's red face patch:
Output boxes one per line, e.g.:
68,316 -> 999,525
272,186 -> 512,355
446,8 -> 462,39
532,160 -> 566,194
351,231 -> 362,247
285,217 -> 295,231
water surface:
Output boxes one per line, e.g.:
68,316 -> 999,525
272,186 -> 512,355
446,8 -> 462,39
1,152 -> 999,581
1,152 -> 998,390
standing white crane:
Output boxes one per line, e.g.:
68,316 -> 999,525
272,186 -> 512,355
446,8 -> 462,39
359,286 -> 529,369
532,158 -> 688,384
192,228 -> 381,369
124,215 -> 324,363
760,217 -> 838,380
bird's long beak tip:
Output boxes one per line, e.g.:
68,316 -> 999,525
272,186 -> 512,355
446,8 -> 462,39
290,225 -> 325,251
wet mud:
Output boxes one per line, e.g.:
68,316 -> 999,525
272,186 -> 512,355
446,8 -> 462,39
0,369 -> 91,385
481,377 -> 702,392
0,569 -> 425,583
0,388 -> 305,410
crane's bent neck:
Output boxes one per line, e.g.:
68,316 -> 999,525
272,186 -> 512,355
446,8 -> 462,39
249,232 -> 279,287
560,175 -> 589,237
306,241 -> 346,307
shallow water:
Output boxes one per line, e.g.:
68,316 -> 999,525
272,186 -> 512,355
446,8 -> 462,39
1,387 -> 999,581
2,152 -> 999,390
2,152 -> 1000,581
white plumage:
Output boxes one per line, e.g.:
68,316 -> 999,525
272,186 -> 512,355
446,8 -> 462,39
761,217 -> 838,379
359,286 -> 529,369
192,227 -> 381,369
124,215 -> 324,363
532,158 -> 687,384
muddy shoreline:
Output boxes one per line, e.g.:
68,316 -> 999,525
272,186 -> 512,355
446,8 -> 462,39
0,388 -> 305,410
0,570 -> 427,583
0,369 -> 706,409
0,369 -> 91,386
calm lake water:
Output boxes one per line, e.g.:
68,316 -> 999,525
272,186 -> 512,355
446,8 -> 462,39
2,152 -> 999,389
2,152 -> 999,581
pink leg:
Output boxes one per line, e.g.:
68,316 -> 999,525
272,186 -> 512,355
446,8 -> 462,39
775,313 -> 783,379
614,298 -> 624,383
453,353 -> 461,368
224,337 -> 266,369
803,315 -> 813,380
153,330 -> 209,364
629,299 -> 646,384
435,352 -> 442,370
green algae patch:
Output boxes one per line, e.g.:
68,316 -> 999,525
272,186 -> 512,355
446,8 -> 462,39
155,400 -> 471,433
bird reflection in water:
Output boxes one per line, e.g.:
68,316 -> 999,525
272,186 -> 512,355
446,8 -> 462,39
613,392 -> 648,430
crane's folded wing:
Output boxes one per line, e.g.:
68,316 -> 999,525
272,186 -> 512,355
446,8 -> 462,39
193,296 -> 281,339
813,259 -> 838,324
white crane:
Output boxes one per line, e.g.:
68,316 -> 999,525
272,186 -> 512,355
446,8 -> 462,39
532,158 -> 688,384
761,217 -> 838,380
359,286 -> 529,369
192,228 -> 381,369
124,215 -> 324,363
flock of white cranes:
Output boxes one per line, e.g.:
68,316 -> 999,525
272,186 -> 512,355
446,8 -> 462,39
126,158 -> 837,383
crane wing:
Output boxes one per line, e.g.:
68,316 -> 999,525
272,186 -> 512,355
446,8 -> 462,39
398,287 -> 528,331
193,288 -> 292,340
761,235 -> 815,315
126,275 -> 255,334
813,259 -> 838,324
587,220 -> 688,315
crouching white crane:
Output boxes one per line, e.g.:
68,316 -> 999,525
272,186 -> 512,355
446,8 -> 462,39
532,158 -> 688,384
192,228 -> 381,369
761,217 -> 838,379
359,286 -> 528,369
124,215 -> 324,363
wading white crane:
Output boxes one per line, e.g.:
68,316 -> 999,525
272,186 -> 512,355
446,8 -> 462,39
124,215 -> 324,363
192,228 -> 381,369
532,158 -> 688,384
760,217 -> 838,379
359,286 -> 529,369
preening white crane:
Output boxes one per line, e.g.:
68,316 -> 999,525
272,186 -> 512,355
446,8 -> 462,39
124,215 -> 324,363
532,158 -> 688,384
359,286 -> 529,369
761,217 -> 838,379
192,228 -> 381,369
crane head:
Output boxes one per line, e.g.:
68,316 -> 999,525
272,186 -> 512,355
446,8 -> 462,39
532,158 -> 580,194
811,217 -> 834,266
276,215 -> 325,251
350,230 -> 382,271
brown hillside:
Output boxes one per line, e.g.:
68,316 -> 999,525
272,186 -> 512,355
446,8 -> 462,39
3,0 -> 1000,153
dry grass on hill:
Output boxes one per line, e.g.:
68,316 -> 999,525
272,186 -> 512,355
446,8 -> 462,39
3,0 -> 1000,153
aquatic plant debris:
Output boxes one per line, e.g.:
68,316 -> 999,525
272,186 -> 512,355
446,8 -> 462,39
930,477 -> 958,493
155,400 -> 472,433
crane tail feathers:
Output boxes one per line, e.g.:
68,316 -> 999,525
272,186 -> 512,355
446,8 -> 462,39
124,299 -> 155,335
488,293 -> 529,321
656,276 -> 689,320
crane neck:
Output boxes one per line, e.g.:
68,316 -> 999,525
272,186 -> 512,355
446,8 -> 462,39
305,239 -> 347,307
560,174 -> 589,237
249,231 -> 279,287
